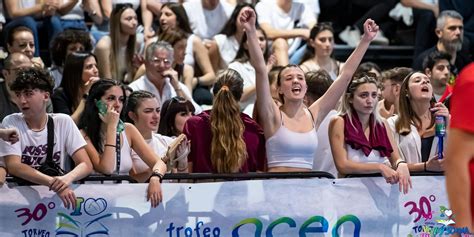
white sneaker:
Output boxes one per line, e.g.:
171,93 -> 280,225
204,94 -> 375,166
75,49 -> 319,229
339,26 -> 360,47
372,30 -> 390,45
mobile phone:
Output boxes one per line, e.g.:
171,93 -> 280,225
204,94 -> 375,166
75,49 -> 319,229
96,100 -> 108,115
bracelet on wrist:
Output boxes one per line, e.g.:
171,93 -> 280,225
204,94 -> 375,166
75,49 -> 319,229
104,144 -> 116,148
150,171 -> 164,183
395,160 -> 407,170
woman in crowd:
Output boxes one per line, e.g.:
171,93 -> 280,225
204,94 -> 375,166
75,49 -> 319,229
52,52 -> 100,124
299,23 -> 343,81
229,25 -> 271,115
86,0 -> 146,42
158,96 -> 196,138
387,72 -> 448,172
126,91 -> 190,182
6,26 -> 44,67
156,3 -> 215,104
183,69 -> 266,173
49,29 -> 93,88
208,3 -> 253,72
94,4 -> 141,83
79,79 -> 166,207
4,0 -> 63,57
328,76 -> 411,192
242,8 -> 377,172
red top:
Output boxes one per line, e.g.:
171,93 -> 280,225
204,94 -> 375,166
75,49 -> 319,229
183,110 -> 267,173
450,62 -> 474,220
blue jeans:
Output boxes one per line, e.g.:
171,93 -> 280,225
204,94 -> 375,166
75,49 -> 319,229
290,44 -> 308,65
60,19 -> 88,31
4,16 -> 63,57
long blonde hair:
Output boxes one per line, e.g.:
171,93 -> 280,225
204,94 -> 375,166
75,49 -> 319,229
210,69 -> 247,173
109,4 -> 136,82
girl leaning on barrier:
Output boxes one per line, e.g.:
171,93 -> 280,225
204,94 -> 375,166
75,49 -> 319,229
126,90 -> 190,182
79,79 -> 166,208
242,7 -> 377,172
386,72 -> 449,172
328,75 -> 412,193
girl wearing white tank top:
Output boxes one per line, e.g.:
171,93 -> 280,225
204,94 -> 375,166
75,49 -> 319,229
242,9 -> 378,172
328,76 -> 412,194
80,79 -> 167,208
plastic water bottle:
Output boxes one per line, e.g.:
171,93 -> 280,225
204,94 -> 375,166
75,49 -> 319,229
435,116 -> 446,159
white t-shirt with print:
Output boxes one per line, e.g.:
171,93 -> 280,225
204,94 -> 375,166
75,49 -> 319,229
2,113 -> 87,170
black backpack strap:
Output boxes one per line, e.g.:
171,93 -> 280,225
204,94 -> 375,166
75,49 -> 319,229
115,132 -> 121,175
45,115 -> 54,163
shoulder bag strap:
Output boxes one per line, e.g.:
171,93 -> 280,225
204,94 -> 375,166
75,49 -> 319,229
45,115 -> 54,163
116,132 -> 121,175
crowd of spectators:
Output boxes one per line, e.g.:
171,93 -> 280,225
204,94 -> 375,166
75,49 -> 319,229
0,1 -> 473,226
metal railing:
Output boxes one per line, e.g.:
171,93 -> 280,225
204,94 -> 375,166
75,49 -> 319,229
5,171 -> 336,185
5,171 -> 445,185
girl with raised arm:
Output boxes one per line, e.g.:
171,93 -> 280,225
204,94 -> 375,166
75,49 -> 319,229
241,8 -> 378,172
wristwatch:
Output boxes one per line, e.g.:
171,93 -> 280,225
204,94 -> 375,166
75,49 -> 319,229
150,171 -> 164,183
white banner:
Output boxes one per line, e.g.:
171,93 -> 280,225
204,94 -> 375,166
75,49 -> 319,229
0,176 -> 472,237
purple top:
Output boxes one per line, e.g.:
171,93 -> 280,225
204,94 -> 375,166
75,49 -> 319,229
183,110 -> 267,173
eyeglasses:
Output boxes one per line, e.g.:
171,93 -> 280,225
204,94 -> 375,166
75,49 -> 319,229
151,57 -> 171,66
165,96 -> 187,113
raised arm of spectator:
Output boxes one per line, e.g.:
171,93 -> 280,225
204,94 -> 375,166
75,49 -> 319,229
309,19 -> 377,128
242,8 -> 279,137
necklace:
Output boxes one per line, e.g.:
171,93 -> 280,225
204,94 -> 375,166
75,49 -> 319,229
27,114 -> 48,132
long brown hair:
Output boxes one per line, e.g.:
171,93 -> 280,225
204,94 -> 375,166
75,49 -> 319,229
110,4 -> 136,82
210,69 -> 247,173
395,71 -> 435,135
